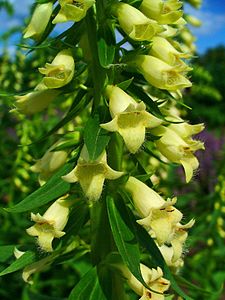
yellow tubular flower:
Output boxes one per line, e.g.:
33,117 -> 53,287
100,85 -> 162,153
31,141 -> 68,185
125,176 -> 193,245
38,49 -> 75,89
125,176 -> 165,216
132,55 -> 192,92
151,124 -> 204,182
112,3 -> 163,42
52,0 -> 95,24
158,244 -> 184,270
149,36 -> 191,68
121,264 -> 170,300
14,89 -> 60,115
181,29 -> 196,44
62,146 -> 124,201
169,122 -> 204,139
140,0 -> 183,24
185,15 -> 202,27
23,3 -> 53,40
186,0 -> 202,9
26,196 -> 71,252
157,219 -> 194,271
159,25 -> 178,38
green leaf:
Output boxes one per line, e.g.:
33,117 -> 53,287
0,251 -> 35,276
65,201 -> 89,237
117,78 -> 134,90
68,266 -> 106,300
32,89 -> 87,144
0,245 -> 15,263
0,0 -> 14,15
106,196 -> 147,288
175,275 -> 212,296
98,38 -> 115,68
6,164 -> 73,213
51,140 -> 80,151
84,115 -> 110,161
35,0 -> 54,3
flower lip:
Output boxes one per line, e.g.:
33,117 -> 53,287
26,196 -> 71,252
62,146 -> 124,201
38,49 -> 75,89
101,86 -> 162,153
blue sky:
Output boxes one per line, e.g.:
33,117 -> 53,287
0,0 -> 225,56
184,0 -> 225,53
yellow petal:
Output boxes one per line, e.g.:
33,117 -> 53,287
62,166 -> 79,183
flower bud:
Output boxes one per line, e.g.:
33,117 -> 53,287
149,36 -> 191,68
39,49 -> 75,89
14,89 -> 60,115
52,0 -> 95,24
140,0 -> 183,24
31,141 -> 68,184
112,3 -> 163,41
180,29 -> 196,47
101,85 -> 162,153
26,195 -> 71,252
186,0 -> 202,8
185,15 -> 202,27
62,146 -> 124,201
23,3 -> 53,40
132,55 -> 192,92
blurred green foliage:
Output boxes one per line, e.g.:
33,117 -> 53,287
184,46 -> 225,128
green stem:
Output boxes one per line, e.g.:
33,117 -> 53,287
85,9 -> 106,113
89,199 -> 113,265
86,2 -> 127,299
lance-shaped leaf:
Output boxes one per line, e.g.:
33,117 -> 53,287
6,164 -> 73,213
106,196 -> 148,289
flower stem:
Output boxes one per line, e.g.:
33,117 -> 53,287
85,8 -> 106,114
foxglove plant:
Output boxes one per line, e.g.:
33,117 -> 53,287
3,0 -> 205,299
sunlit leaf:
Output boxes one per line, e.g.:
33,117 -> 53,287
84,115 -> 110,161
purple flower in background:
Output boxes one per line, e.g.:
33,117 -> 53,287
176,129 -> 225,194
195,129 -> 225,192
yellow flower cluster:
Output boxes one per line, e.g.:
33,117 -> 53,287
113,0 -> 192,97
14,0 -> 96,114
125,177 -> 194,274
